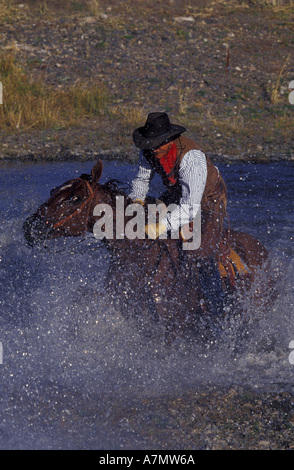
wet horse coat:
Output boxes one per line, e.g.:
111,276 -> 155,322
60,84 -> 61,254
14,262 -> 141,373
23,160 -> 275,340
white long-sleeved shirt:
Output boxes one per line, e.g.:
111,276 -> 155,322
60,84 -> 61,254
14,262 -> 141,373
129,149 -> 207,232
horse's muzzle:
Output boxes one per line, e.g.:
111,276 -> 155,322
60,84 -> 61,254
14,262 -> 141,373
23,215 -> 51,246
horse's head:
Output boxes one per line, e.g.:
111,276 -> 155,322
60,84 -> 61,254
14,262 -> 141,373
23,160 -> 103,246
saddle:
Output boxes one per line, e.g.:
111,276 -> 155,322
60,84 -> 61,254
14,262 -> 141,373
219,242 -> 250,288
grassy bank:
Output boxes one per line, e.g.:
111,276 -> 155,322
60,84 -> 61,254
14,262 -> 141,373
0,0 -> 293,161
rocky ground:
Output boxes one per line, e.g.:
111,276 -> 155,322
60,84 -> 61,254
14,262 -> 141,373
0,0 -> 294,450
102,386 -> 294,450
3,384 -> 294,449
0,0 -> 293,162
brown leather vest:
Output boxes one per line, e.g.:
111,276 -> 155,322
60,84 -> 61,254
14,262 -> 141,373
145,135 -> 225,211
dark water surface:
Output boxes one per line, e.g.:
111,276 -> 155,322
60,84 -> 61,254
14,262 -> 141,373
0,160 -> 293,449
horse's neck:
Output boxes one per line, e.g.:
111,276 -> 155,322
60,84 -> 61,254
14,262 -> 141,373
97,185 -> 134,217
89,185 -> 153,258
89,185 -> 136,235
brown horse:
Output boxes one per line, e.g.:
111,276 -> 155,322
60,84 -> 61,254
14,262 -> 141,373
23,160 -> 275,341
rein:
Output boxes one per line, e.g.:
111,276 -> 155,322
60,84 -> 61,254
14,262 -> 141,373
52,178 -> 95,234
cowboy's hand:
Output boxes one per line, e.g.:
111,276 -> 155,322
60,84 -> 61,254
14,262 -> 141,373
145,222 -> 167,239
132,198 -> 145,206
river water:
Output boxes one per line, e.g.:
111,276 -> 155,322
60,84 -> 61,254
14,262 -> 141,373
0,159 -> 293,449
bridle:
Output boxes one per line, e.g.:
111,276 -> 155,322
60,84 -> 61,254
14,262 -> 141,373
52,178 -> 95,235
50,176 -> 182,274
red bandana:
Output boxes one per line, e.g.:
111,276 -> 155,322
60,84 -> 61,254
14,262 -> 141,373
157,142 -> 178,185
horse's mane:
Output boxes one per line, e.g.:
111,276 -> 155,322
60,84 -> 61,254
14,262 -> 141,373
102,178 -> 126,194
79,173 -> 92,182
99,178 -> 134,207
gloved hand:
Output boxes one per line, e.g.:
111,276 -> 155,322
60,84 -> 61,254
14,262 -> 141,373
145,222 -> 167,239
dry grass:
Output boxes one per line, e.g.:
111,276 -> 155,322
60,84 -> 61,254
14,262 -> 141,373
241,0 -> 293,8
199,105 -> 246,137
111,105 -> 148,133
0,53 -> 109,131
270,54 -> 291,104
0,0 -> 17,21
178,87 -> 195,115
0,0 -> 102,22
88,0 -> 101,16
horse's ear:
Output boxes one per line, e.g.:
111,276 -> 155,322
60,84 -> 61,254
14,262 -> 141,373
91,160 -> 103,182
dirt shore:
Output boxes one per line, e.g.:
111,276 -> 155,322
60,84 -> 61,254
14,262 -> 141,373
0,0 -> 293,162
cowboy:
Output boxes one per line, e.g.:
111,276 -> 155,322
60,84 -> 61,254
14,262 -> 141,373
129,112 -> 227,316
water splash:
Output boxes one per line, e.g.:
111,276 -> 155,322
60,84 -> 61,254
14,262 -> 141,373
0,160 -> 293,448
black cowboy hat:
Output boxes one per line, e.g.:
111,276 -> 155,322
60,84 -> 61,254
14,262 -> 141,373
133,112 -> 186,149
